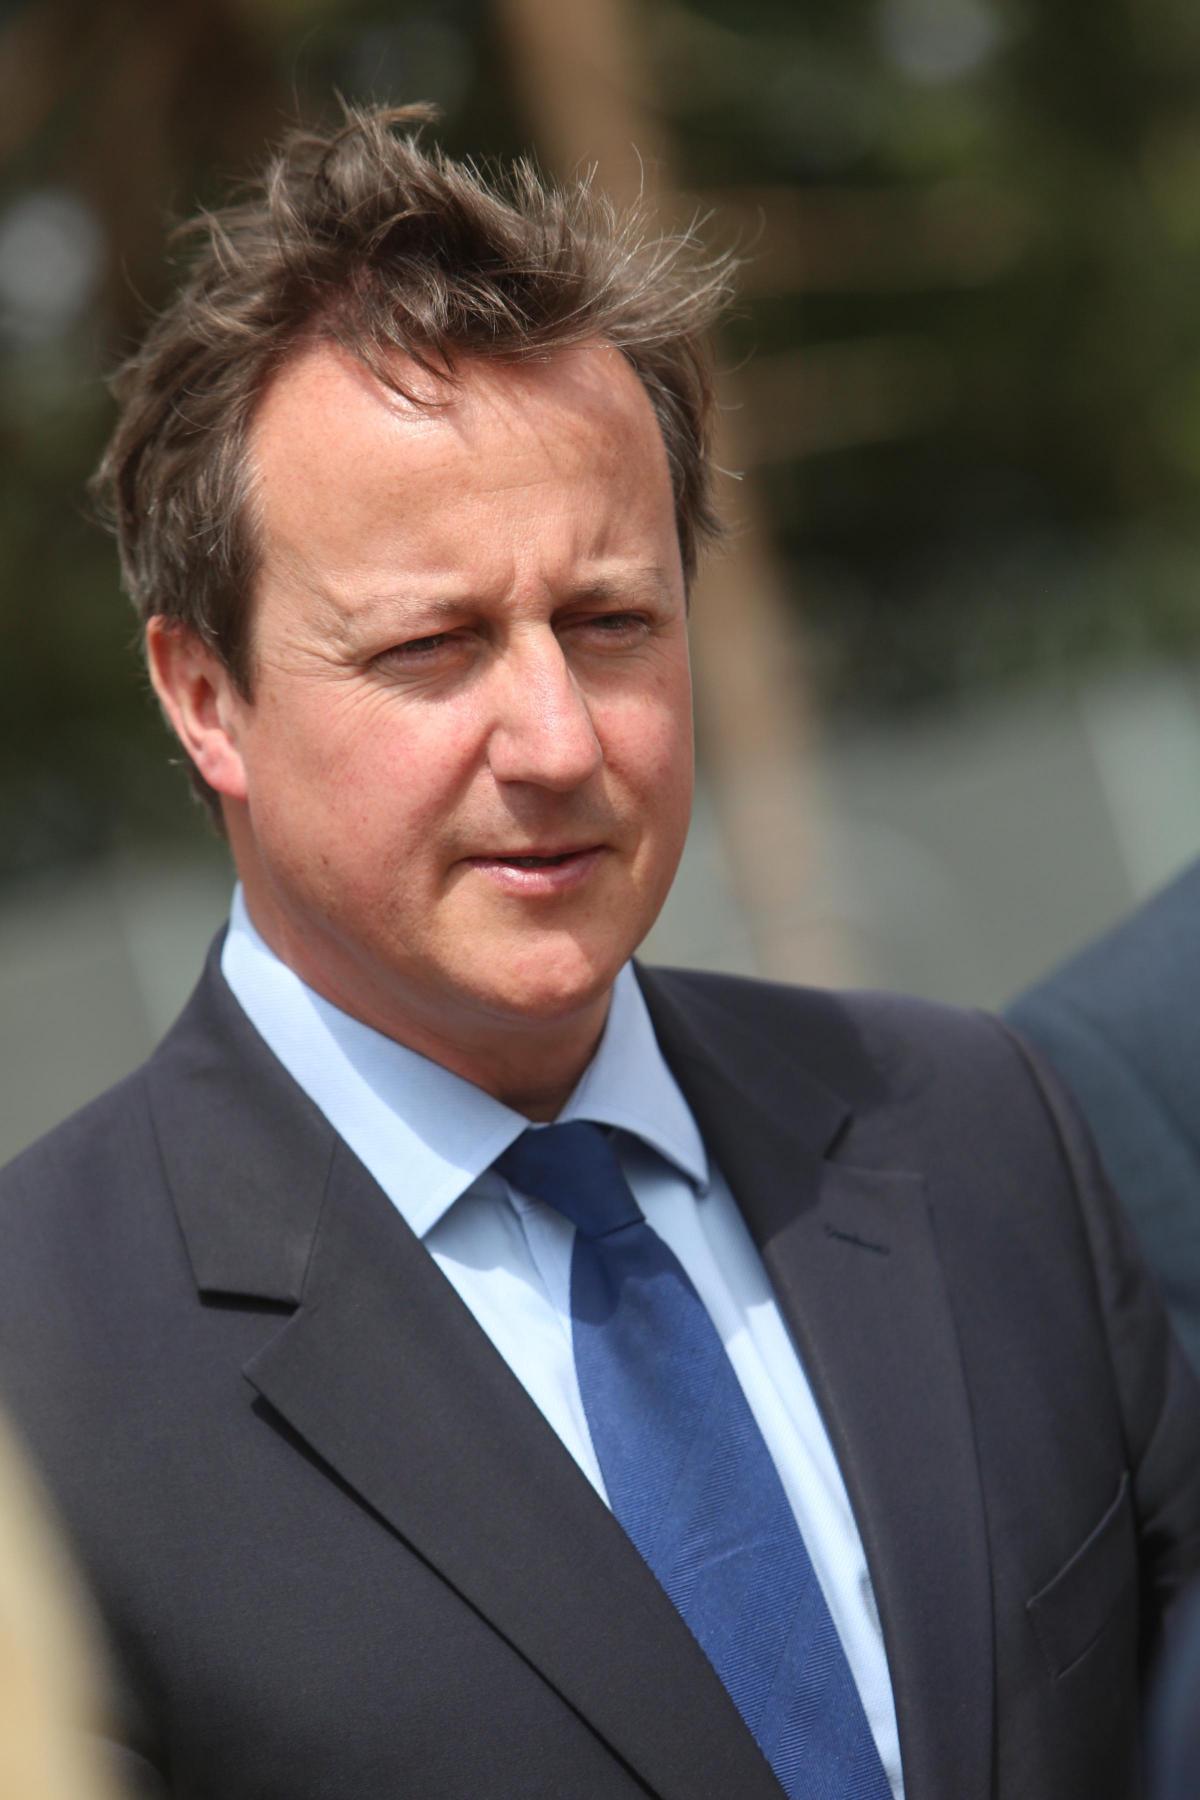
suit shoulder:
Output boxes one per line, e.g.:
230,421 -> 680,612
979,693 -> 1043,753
0,1063 -> 158,1225
0,945 -> 226,1221
0,1045 -> 207,1419
640,963 -> 1034,1110
643,958 -> 1007,1040
1011,856 -> 1200,1033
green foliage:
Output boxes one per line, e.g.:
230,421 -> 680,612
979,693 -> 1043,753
652,0 -> 1200,712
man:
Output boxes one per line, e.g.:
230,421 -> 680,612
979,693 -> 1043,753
0,104 -> 1198,1800
1010,857 -> 1200,1374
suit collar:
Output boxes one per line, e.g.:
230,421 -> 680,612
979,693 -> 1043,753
150,949 -> 853,1307
221,888 -> 526,1239
633,962 -> 853,1171
222,894 -> 707,1239
146,936 -> 333,1303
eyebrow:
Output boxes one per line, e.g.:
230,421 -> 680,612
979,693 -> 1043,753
572,566 -> 674,603
339,564 -> 674,620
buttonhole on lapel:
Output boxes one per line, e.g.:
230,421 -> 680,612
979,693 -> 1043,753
201,1292 -> 298,1315
823,1223 -> 890,1256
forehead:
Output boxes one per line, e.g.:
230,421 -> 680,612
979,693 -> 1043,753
247,339 -> 676,578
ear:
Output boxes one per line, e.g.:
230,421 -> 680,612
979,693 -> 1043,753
145,617 -> 249,802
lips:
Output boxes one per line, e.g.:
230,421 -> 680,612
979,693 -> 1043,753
463,845 -> 606,894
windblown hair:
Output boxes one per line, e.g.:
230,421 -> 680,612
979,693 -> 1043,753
93,103 -> 735,708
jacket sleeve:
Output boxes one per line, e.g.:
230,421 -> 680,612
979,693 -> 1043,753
997,1016 -> 1200,1646
1007,986 -> 1200,1378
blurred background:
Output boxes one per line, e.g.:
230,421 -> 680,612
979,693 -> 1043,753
4,0 -> 1200,1160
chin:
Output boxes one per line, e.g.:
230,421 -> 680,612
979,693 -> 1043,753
479,936 -> 628,1028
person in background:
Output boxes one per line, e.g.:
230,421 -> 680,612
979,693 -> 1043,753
1008,856 -> 1200,1374
0,1412 -> 124,1800
0,103 -> 1198,1800
1149,1580 -> 1200,1800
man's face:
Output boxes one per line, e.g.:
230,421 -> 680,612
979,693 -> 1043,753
174,340 -> 694,1074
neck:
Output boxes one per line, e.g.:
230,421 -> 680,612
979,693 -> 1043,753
236,885 -> 610,1120
381,1008 -> 606,1121
302,960 -> 607,1119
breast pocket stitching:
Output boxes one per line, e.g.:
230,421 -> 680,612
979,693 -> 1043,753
1025,1470 -> 1134,1680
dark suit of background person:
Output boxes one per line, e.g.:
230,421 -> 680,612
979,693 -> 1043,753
1149,1581 -> 1200,1800
1008,856 -> 1200,1374
0,945 -> 1197,1800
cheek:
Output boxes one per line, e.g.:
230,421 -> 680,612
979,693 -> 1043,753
256,691 -> 482,832
608,689 -> 695,822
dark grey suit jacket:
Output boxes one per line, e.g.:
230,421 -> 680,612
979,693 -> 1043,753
1009,857 -> 1200,1374
1,948 -> 1198,1799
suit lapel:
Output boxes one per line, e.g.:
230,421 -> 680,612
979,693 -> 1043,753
639,968 -> 995,1800
151,954 -> 785,1800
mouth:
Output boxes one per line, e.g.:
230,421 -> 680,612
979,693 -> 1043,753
489,849 -> 589,869
464,845 -> 606,893
471,844 -> 600,867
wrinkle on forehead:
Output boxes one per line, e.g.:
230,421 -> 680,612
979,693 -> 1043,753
247,340 -> 675,604
253,336 -> 642,471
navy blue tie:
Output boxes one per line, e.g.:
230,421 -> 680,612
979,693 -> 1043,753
496,1121 -> 893,1800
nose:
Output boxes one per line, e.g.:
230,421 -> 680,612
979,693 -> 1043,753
486,631 -> 604,792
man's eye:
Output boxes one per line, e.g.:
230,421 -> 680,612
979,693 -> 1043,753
378,633 -> 455,663
576,612 -> 648,640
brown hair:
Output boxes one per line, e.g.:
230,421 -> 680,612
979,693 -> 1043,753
93,103 -> 733,714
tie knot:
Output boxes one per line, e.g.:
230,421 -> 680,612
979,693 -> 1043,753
496,1121 -> 642,1238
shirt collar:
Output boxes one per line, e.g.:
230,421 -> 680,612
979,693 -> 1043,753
558,965 -> 708,1190
220,887 -> 707,1240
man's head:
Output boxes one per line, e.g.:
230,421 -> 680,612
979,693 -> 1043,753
95,106 -> 733,1105
94,104 -> 730,734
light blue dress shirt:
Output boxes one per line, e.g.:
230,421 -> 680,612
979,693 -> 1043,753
222,888 -> 903,1795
